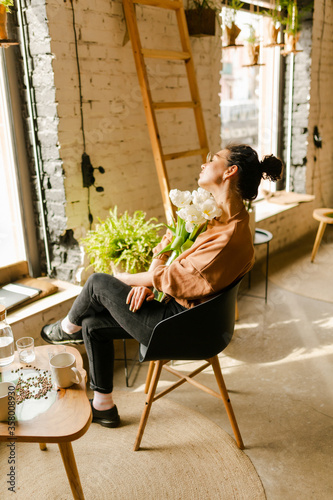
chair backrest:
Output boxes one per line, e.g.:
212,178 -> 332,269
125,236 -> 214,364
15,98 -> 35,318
140,279 -> 241,362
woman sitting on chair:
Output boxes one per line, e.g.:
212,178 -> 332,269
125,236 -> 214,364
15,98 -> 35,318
41,144 -> 283,428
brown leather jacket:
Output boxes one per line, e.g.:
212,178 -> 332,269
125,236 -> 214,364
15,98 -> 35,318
152,206 -> 254,308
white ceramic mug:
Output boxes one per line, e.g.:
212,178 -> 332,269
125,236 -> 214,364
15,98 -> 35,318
0,382 -> 16,422
49,352 -> 82,388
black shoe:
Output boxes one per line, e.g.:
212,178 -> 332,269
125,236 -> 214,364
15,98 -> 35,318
90,399 -> 120,428
41,320 -> 84,345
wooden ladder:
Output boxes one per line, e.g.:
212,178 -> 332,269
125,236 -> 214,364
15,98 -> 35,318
122,0 -> 210,219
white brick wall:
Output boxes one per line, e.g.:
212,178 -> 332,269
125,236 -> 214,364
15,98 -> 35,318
46,0 -> 222,241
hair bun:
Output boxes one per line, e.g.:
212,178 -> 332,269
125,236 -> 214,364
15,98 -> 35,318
260,155 -> 283,181
225,143 -> 283,201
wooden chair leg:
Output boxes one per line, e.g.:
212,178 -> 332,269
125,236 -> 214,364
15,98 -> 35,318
39,443 -> 47,451
311,221 -> 326,262
210,355 -> 244,450
58,442 -> 85,500
134,360 -> 164,451
144,361 -> 155,394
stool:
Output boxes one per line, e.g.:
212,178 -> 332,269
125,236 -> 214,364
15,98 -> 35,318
311,208 -> 333,262
248,228 -> 273,303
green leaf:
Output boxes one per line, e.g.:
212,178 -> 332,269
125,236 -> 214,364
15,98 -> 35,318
181,239 -> 194,253
156,242 -> 173,257
189,221 -> 207,241
171,235 -> 186,250
0,0 -> 14,12
80,206 -> 163,274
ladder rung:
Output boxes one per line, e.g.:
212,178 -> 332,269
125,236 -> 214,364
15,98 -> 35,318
153,101 -> 198,110
142,49 -> 191,60
163,148 -> 207,161
133,0 -> 182,9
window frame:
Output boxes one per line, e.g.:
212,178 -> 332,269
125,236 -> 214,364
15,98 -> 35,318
1,47 -> 40,276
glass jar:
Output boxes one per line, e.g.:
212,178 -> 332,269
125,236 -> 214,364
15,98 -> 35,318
0,305 -> 15,366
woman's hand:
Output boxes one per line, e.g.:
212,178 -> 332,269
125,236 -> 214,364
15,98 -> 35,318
126,286 -> 155,313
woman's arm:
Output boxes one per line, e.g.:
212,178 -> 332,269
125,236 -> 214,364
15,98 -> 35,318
114,270 -> 155,288
115,237 -> 169,286
148,258 -> 164,272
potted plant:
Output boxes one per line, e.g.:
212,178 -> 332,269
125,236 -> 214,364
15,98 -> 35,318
282,0 -> 314,55
222,0 -> 244,47
281,0 -> 301,54
0,0 -> 13,40
244,23 -> 261,65
262,0 -> 284,46
280,0 -> 314,55
185,0 -> 219,37
80,207 -> 162,274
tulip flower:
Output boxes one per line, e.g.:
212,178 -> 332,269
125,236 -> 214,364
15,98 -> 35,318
169,189 -> 192,207
155,187 -> 222,301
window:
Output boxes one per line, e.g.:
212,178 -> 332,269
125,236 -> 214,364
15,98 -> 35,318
0,48 -> 26,266
0,47 -> 39,274
220,9 -> 282,197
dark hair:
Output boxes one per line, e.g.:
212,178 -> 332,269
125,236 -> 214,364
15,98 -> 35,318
225,144 -> 283,201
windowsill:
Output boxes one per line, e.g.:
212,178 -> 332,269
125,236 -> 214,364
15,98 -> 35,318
7,279 -> 82,335
254,199 -> 299,222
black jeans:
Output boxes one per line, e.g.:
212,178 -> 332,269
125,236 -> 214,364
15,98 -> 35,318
68,273 -> 186,393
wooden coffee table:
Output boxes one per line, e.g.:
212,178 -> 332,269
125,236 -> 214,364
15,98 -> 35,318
0,345 -> 91,499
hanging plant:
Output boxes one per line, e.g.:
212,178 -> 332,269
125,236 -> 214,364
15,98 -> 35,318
267,21 -> 281,45
262,0 -> 284,47
247,43 -> 260,65
282,31 -> 301,54
0,0 -> 13,40
242,24 -> 263,66
185,0 -> 219,37
279,0 -> 314,55
222,0 -> 244,47
225,22 -> 241,46
284,0 -> 300,36
280,0 -> 300,54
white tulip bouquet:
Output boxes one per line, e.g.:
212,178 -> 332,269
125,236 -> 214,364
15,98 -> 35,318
155,187 -> 222,301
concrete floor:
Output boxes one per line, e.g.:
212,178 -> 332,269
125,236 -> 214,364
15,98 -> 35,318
104,261 -> 333,500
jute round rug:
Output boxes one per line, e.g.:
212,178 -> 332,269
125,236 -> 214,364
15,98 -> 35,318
268,237 -> 333,303
0,391 -> 265,500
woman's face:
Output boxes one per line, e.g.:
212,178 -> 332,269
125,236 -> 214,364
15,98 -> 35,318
198,150 -> 230,190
